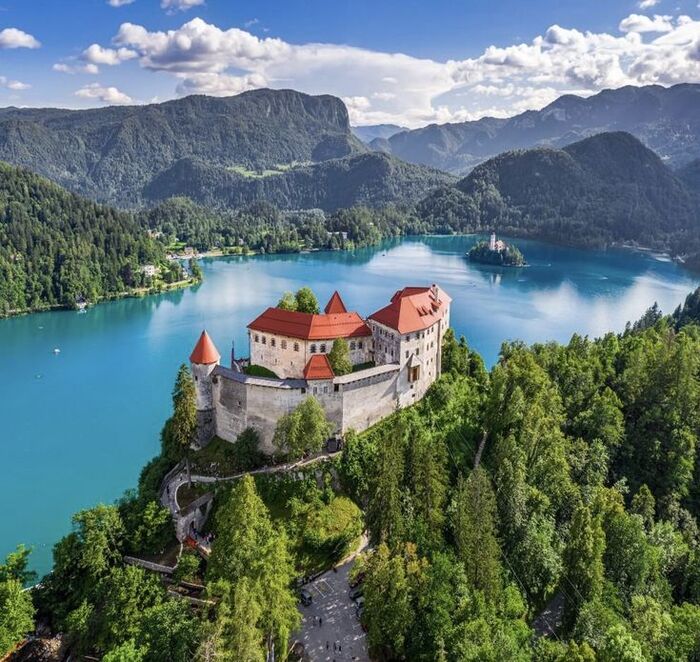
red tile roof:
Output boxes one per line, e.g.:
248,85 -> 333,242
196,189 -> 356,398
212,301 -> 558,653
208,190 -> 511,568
324,291 -> 348,314
303,354 -> 335,380
248,307 -> 371,341
190,330 -> 221,365
369,285 -> 451,334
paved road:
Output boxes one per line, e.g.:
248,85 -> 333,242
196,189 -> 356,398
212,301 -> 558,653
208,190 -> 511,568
295,558 -> 369,662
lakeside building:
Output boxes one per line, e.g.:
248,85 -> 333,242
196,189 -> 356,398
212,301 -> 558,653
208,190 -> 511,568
190,285 -> 452,453
489,232 -> 506,252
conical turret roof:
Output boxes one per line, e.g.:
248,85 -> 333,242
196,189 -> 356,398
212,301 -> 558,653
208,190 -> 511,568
324,290 -> 348,314
190,330 -> 220,365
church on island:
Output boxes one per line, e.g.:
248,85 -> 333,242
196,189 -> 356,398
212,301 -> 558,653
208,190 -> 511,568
189,284 -> 452,453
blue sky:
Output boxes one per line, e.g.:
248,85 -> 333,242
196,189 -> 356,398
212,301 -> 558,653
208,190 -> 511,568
1,0 -> 699,126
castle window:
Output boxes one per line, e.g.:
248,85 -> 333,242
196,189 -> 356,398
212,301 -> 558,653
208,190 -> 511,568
323,385 -> 328,394
194,375 -> 198,382
281,339 -> 287,349
320,343 -> 327,353
310,344 -> 317,354
358,341 -> 363,349
334,384 -> 339,392
262,336 -> 267,345
405,335 -> 409,341
301,387 -> 306,394
271,338 -> 276,347
405,350 -> 409,358
350,341 -> 356,350
255,334 -> 259,343
294,342 -> 299,352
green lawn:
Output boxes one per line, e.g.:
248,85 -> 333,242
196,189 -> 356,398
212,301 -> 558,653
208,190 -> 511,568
189,435 -> 266,477
244,364 -> 279,378
352,361 -> 376,372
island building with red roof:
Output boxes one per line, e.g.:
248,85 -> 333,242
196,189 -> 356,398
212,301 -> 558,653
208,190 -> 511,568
189,284 -> 451,453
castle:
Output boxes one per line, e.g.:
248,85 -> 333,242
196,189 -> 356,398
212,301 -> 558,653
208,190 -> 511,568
189,284 -> 451,454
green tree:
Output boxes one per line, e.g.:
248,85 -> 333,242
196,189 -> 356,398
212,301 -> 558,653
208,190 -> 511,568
452,468 -> 503,601
363,543 -> 427,659
139,600 -> 200,662
328,338 -> 353,375
102,639 -> 147,662
295,287 -> 319,314
272,397 -> 333,458
276,291 -> 297,311
598,624 -> 645,662
207,476 -> 299,659
563,504 -> 605,631
366,415 -> 407,549
0,578 -> 35,657
171,364 -> 198,483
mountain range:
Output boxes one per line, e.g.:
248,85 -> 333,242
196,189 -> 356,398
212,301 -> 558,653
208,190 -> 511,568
373,83 -> 700,175
0,89 -> 454,211
417,131 -> 700,255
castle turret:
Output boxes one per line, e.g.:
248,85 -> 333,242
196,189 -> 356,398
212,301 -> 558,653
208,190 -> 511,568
189,330 -> 220,446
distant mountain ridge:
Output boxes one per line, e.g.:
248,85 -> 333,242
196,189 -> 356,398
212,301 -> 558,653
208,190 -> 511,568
352,124 -> 407,143
373,84 -> 700,174
417,131 -> 700,255
0,89 -> 366,208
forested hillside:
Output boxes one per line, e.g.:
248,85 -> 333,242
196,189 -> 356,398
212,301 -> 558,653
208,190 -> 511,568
0,162 -> 165,315
140,197 -> 427,253
0,89 -> 364,207
142,152 -> 454,211
5,286 -> 700,659
418,132 -> 700,255
374,83 -> 700,174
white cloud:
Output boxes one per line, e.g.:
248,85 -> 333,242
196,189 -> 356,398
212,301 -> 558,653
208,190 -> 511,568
0,28 -> 40,49
53,62 -> 100,75
73,13 -> 700,126
0,76 -> 30,90
161,0 -> 205,12
108,0 -> 136,6
619,14 -> 674,33
638,0 -> 660,7
75,83 -> 134,105
82,43 -> 137,65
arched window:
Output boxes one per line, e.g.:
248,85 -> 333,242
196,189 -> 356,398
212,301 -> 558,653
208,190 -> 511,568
271,338 -> 276,348
281,339 -> 287,350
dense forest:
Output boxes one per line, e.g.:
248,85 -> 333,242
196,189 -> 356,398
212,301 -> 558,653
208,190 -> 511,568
141,197 -> 428,254
3,286 -> 700,660
142,152 -> 454,212
0,162 -> 168,316
418,132 -> 700,260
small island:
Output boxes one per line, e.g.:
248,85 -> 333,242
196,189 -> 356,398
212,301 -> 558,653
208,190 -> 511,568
468,232 -> 526,267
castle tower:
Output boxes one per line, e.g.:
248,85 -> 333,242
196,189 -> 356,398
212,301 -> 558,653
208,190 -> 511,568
189,330 -> 220,446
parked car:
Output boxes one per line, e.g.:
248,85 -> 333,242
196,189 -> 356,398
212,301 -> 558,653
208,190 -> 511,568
299,588 -> 313,606
349,585 -> 363,601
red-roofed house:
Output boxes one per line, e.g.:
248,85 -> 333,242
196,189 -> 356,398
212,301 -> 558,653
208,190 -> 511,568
247,292 -> 372,379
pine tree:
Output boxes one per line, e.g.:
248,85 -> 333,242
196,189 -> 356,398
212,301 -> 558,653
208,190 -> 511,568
562,503 -> 605,631
452,467 -> 503,602
171,364 -> 197,484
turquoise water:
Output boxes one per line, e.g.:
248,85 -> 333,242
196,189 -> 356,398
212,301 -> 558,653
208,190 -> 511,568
1,235 -> 698,577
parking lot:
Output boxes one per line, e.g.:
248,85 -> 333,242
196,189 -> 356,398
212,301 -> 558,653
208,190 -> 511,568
294,557 -> 369,661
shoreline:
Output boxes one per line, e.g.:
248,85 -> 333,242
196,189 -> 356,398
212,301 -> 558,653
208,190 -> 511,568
0,276 -> 200,320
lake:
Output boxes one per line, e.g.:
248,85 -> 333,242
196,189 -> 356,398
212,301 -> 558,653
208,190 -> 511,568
1,235 -> 698,577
